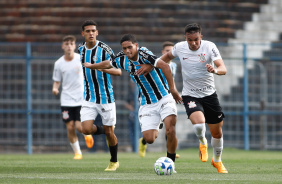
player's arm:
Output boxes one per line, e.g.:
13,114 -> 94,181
83,60 -> 113,70
136,64 -> 153,76
97,68 -> 122,76
156,59 -> 182,104
52,81 -> 60,95
160,51 -> 175,63
137,50 -> 176,75
206,59 -> 227,75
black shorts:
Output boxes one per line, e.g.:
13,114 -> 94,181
61,106 -> 81,123
182,92 -> 224,124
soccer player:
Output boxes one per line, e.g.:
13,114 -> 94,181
78,20 -> 122,171
52,35 -> 94,160
83,34 -> 182,170
159,41 -> 180,159
157,23 -> 228,173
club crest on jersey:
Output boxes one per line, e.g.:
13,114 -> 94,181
93,56 -> 98,62
188,101 -> 196,108
62,111 -> 69,120
198,53 -> 206,63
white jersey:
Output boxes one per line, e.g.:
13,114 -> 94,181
171,40 -> 222,98
52,53 -> 84,106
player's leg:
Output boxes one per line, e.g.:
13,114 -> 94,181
189,111 -> 208,162
162,123 -> 180,158
208,121 -> 228,173
75,120 -> 94,149
204,92 -> 227,173
182,96 -> 208,162
62,106 -> 82,159
138,103 -> 160,158
80,103 -> 105,136
74,106 -> 94,149
159,94 -> 178,163
98,103 -> 119,171
163,115 -> 177,162
65,120 -> 82,159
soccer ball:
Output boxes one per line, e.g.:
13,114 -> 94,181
154,157 -> 174,175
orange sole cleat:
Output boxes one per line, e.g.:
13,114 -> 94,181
199,142 -> 208,162
84,135 -> 94,148
211,159 -> 228,173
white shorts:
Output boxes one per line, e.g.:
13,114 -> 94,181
138,94 -> 177,132
80,101 -> 116,126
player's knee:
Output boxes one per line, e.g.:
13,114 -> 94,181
212,132 -> 222,139
144,137 -> 155,144
166,127 -> 176,138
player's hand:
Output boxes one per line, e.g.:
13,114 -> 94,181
170,88 -> 182,104
136,64 -> 154,76
52,88 -> 59,95
83,63 -> 92,68
205,64 -> 215,73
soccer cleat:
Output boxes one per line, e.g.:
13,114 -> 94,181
211,159 -> 228,173
104,161 -> 119,171
73,153 -> 82,160
176,154 -> 180,158
199,142 -> 208,162
138,138 -> 147,158
84,135 -> 94,148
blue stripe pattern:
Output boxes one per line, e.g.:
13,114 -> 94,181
78,41 -> 115,104
113,47 -> 169,105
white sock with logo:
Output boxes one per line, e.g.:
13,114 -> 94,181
211,137 -> 223,162
193,123 -> 207,145
70,140 -> 82,155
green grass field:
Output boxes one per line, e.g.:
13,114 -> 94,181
1,148 -> 282,184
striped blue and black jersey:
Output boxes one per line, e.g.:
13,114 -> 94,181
78,41 -> 115,104
111,47 -> 170,106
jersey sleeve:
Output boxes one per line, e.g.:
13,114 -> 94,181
171,44 -> 178,57
139,48 -> 158,66
105,47 -> 116,61
110,56 -> 121,69
52,61 -> 62,82
209,42 -> 222,62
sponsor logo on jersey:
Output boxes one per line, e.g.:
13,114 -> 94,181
183,57 -> 189,60
139,114 -> 151,118
212,48 -> 218,57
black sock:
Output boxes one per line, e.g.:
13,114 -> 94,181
93,125 -> 105,135
142,138 -> 147,145
167,152 -> 176,162
109,143 -> 118,162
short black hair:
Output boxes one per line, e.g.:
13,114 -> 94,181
62,35 -> 76,42
81,20 -> 97,31
120,34 -> 137,44
184,23 -> 201,34
162,41 -> 174,49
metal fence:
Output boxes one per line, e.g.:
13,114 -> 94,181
0,42 -> 281,154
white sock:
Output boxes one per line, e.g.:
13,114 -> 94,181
211,137 -> 223,162
70,140 -> 82,155
193,123 -> 207,145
